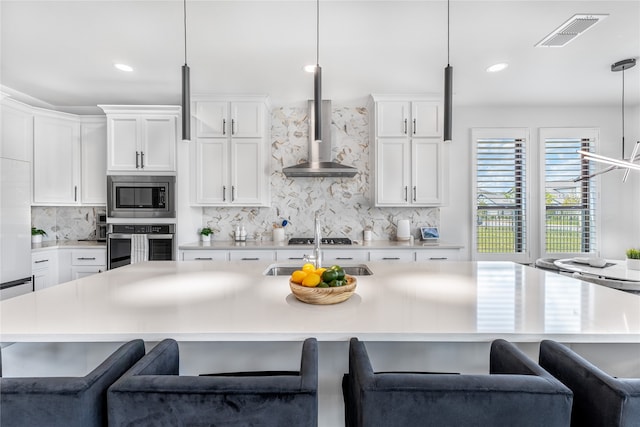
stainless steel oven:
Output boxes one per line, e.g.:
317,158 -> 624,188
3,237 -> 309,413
107,224 -> 175,269
107,175 -> 175,219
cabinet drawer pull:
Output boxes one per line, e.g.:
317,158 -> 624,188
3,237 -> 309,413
429,257 -> 448,260
223,118 -> 226,135
335,257 -> 353,260
288,257 -> 304,260
77,257 -> 96,261
241,257 -> 259,261
195,257 -> 213,260
136,151 -> 140,168
34,259 -> 49,264
382,257 -> 400,260
413,118 -> 417,134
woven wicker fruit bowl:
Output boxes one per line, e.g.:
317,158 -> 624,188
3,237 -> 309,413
289,275 -> 357,305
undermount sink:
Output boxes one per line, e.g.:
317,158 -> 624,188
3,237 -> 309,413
264,264 -> 373,276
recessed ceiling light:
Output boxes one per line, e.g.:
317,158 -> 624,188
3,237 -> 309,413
114,63 -> 134,72
486,63 -> 509,73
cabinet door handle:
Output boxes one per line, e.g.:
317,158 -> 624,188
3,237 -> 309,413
223,186 -> 226,202
195,257 -> 213,260
140,151 -> 144,168
241,257 -> 259,261
231,119 -> 236,135
77,257 -> 96,261
232,186 -> 235,202
403,119 -> 408,134
413,118 -> 417,134
413,186 -> 417,201
404,186 -> 408,202
74,186 -> 77,202
336,257 -> 353,260
382,257 -> 400,260
35,259 -> 49,264
223,119 -> 226,135
136,151 -> 140,168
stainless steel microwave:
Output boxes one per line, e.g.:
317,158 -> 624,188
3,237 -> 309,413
107,175 -> 175,218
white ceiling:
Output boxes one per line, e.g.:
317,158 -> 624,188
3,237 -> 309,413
1,0 -> 639,113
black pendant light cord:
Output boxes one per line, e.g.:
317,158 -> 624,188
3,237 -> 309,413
184,0 -> 188,65
447,0 -> 450,66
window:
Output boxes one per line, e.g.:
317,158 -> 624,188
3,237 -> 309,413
472,129 -> 530,262
540,128 -> 599,256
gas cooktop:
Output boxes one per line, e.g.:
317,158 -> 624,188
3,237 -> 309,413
288,237 -> 352,245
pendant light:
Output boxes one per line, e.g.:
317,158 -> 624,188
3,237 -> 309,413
577,58 -> 640,180
181,0 -> 191,141
313,0 -> 322,142
443,0 -> 453,142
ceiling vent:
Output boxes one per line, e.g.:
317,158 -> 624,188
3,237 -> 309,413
535,14 -> 608,48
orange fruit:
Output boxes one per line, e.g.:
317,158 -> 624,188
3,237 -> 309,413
290,270 -> 308,284
301,273 -> 321,287
315,267 -> 327,276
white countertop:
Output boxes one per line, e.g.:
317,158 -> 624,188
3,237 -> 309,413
32,240 -> 106,252
179,240 -> 464,250
2,261 -> 639,344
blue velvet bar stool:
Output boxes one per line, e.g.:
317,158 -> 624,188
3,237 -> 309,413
342,338 -> 573,427
539,339 -> 640,427
107,338 -> 318,427
0,339 -> 145,427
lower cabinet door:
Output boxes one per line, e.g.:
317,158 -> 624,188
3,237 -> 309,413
71,265 -> 106,280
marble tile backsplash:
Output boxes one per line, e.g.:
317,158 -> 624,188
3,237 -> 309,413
31,207 -> 104,241
202,105 -> 439,242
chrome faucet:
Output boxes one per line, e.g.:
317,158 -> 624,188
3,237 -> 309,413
304,213 -> 323,269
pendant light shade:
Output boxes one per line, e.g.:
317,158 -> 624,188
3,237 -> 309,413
181,0 -> 191,141
312,0 -> 322,143
443,0 -> 453,142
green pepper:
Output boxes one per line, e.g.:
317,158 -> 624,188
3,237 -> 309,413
322,269 -> 339,283
317,282 -> 329,288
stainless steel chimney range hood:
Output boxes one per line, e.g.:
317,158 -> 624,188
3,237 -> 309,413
282,100 -> 358,178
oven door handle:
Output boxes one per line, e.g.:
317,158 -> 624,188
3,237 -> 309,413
147,234 -> 174,239
108,234 -> 133,239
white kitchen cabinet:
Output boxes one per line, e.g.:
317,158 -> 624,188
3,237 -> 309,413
100,105 -> 179,173
32,111 -> 81,205
370,95 -> 447,207
275,250 -> 308,262
414,248 -> 461,262
1,98 -> 33,162
70,248 -> 106,279
182,250 -> 228,261
369,250 -> 415,262
32,250 -> 58,291
323,250 -> 368,264
192,96 -> 270,207
229,250 -> 275,262
80,117 -> 107,204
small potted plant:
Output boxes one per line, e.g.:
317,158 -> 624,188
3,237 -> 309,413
626,248 -> 640,270
31,227 -> 47,244
199,227 -> 213,243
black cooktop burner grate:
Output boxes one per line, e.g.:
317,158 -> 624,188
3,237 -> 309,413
288,237 -> 352,245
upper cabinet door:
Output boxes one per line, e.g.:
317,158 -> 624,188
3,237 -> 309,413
1,101 -> 33,162
230,102 -> 264,138
33,114 -> 80,204
376,138 -> 410,206
196,101 -> 228,138
140,115 -> 176,172
194,138 -> 228,204
81,118 -> 107,205
412,139 -> 443,205
231,139 -> 262,204
107,116 -> 139,171
411,101 -> 441,137
376,101 -> 410,137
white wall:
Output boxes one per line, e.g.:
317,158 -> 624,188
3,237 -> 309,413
442,105 -> 640,262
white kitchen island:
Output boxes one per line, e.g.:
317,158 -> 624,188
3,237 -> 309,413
2,260 -> 640,426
